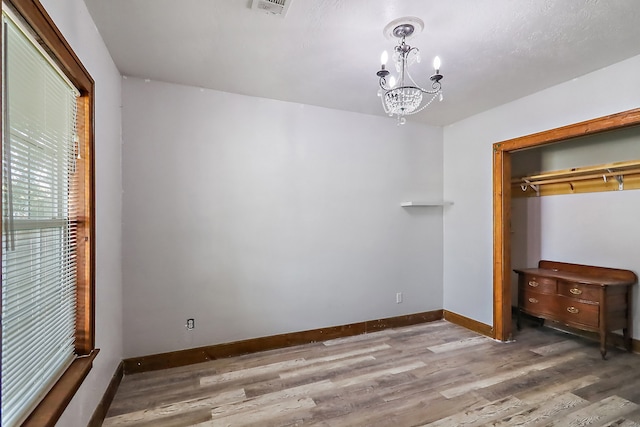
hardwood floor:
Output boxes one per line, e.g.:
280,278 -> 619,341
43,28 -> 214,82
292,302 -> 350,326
103,320 -> 640,426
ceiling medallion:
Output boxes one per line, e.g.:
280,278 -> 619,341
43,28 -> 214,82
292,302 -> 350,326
376,17 -> 443,125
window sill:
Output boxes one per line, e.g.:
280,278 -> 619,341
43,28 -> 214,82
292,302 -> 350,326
22,349 -> 99,427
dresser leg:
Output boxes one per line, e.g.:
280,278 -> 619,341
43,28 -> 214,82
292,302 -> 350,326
600,331 -> 607,360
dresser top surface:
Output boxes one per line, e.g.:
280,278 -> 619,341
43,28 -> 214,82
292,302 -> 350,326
514,267 -> 636,287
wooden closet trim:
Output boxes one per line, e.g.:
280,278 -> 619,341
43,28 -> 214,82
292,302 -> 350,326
492,107 -> 640,342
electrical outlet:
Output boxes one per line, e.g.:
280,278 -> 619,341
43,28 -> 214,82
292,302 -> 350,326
396,292 -> 403,304
186,318 -> 195,330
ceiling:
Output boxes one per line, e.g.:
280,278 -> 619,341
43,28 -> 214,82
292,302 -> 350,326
83,0 -> 640,126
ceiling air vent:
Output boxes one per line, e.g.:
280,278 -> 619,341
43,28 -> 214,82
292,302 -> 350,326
252,0 -> 291,17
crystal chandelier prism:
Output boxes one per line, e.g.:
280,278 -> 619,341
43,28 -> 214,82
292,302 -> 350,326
376,17 -> 443,125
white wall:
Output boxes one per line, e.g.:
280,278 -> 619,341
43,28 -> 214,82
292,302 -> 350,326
443,54 -> 640,329
39,1 -> 124,426
121,78 -> 444,358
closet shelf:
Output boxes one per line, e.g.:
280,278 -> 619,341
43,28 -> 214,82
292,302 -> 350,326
401,201 -> 453,207
512,159 -> 640,197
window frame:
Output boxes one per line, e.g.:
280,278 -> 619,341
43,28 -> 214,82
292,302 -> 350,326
1,1 -> 96,425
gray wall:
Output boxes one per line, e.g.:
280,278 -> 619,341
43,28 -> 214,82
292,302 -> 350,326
40,0 -> 124,426
443,54 -> 640,334
121,78 -> 444,358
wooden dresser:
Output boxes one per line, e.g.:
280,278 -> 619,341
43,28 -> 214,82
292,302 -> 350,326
515,260 -> 636,358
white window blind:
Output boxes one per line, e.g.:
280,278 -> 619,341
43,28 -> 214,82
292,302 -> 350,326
2,8 -> 80,427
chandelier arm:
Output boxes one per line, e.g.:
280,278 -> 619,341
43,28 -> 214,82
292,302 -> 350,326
405,67 -> 420,90
404,66 -> 441,94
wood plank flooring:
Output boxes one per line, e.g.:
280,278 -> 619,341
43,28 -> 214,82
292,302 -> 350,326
103,320 -> 640,426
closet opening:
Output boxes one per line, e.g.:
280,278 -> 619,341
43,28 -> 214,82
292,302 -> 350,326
492,108 -> 640,341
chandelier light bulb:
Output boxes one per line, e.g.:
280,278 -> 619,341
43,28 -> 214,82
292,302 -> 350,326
380,50 -> 388,66
433,56 -> 441,71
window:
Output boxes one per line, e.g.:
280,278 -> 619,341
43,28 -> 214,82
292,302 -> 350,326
1,1 -> 95,426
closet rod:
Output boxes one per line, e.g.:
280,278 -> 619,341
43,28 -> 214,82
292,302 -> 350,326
514,167 -> 640,187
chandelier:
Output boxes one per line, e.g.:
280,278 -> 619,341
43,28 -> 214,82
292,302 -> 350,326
376,17 -> 443,125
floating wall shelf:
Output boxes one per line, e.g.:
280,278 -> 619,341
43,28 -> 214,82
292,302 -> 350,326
401,201 -> 453,207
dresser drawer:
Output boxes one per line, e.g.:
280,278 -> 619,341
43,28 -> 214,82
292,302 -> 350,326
522,275 -> 556,294
556,295 -> 599,328
558,281 -> 600,302
520,290 -> 556,317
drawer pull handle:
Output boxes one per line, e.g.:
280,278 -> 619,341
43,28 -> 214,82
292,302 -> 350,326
569,288 -> 582,295
528,298 -> 539,304
528,281 -> 539,287
567,306 -> 579,314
